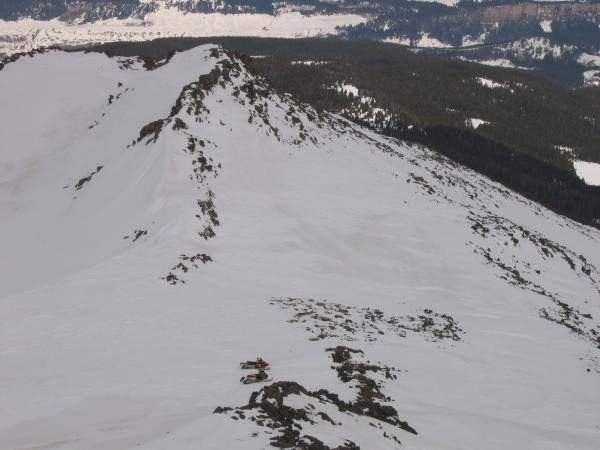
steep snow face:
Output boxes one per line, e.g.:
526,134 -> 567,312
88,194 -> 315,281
0,7 -> 365,56
1,47 -> 600,450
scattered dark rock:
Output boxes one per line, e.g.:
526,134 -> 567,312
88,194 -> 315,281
74,166 -> 103,191
172,118 -> 188,131
137,119 -> 166,144
162,253 -> 213,285
271,297 -> 464,343
132,229 -> 147,242
215,347 -> 415,448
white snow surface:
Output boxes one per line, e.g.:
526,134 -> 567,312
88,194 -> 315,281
579,52 -> 600,67
1,46 -> 600,450
466,117 -> 489,129
0,7 -> 365,56
574,160 -> 600,186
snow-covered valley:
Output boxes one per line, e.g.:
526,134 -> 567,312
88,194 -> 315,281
1,46 -> 599,450
0,7 -> 364,57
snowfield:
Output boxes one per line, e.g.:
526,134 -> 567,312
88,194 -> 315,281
1,46 -> 599,450
578,52 -> 600,68
574,160 -> 600,186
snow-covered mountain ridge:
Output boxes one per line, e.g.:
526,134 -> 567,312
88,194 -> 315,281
1,45 -> 599,449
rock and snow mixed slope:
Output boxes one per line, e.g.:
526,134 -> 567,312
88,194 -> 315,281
1,46 -> 600,450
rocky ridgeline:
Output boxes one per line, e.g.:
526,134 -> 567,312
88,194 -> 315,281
214,346 -> 415,449
124,46 -> 332,284
129,47 -> 233,284
163,253 -> 213,285
121,45 -> 490,287
270,297 -> 464,344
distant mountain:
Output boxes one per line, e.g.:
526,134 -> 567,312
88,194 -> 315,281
2,1 -> 600,86
0,1 -> 367,58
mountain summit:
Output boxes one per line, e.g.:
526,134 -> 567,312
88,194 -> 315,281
0,45 -> 599,449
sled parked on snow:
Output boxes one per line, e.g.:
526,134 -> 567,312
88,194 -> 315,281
240,357 -> 270,370
240,373 -> 272,384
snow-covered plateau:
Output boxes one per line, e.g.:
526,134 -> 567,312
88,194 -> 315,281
0,7 -> 365,57
1,46 -> 599,450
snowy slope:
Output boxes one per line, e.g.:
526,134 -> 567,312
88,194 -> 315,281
1,46 -> 600,450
